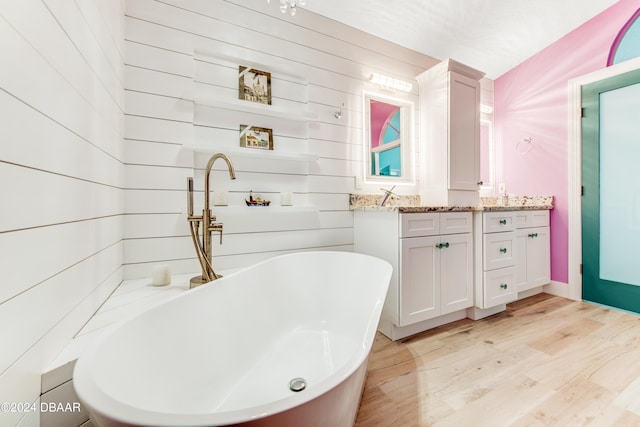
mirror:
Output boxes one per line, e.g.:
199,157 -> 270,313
364,92 -> 414,184
479,118 -> 495,195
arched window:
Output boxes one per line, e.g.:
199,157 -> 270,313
608,9 -> 640,66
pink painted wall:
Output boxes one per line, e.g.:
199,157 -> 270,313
495,0 -> 640,284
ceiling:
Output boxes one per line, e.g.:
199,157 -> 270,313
301,0 -> 620,79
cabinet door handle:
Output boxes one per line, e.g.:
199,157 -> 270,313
500,284 -> 508,290
528,232 -> 538,238
500,248 -> 508,253
477,181 -> 484,186
499,219 -> 507,225
443,242 -> 449,248
436,242 -> 449,249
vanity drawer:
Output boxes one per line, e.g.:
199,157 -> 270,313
483,231 -> 516,270
440,212 -> 472,234
483,211 -> 516,233
400,213 -> 439,238
513,210 -> 549,228
401,212 -> 472,237
484,267 -> 517,307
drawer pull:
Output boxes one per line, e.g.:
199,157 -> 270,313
500,248 -> 508,253
499,219 -> 507,225
500,284 -> 508,290
436,242 -> 450,249
528,233 -> 538,238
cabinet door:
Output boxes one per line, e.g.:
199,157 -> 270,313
448,71 -> 480,190
515,226 -> 551,291
440,233 -> 473,314
399,236 -> 440,326
526,226 -> 551,288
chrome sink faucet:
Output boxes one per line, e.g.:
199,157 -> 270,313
186,153 -> 236,288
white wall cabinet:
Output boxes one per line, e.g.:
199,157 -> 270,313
449,71 -> 482,191
354,210 -> 473,340
417,59 -> 485,206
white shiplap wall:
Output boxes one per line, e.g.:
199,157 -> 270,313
0,1 -> 125,425
0,0 -> 495,423
123,0 -> 440,278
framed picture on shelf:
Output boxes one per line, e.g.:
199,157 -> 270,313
238,66 -> 271,105
239,125 -> 273,150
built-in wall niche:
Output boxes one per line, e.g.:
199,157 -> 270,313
183,50 -> 318,162
363,91 -> 415,185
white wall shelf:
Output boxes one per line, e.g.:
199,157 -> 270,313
211,205 -> 320,234
193,97 -> 318,122
182,144 -> 318,162
212,205 -> 318,213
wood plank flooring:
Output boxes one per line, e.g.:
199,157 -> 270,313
355,293 -> 640,426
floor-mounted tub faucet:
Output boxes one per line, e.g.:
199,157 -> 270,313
187,153 -> 236,288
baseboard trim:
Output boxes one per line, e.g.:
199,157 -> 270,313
543,280 -> 575,300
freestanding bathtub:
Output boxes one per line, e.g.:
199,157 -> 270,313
73,251 -> 392,427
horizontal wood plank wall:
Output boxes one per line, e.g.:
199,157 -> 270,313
0,1 -> 125,425
123,0 -> 440,278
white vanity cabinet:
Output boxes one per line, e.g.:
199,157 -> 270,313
354,210 -> 473,340
513,210 -> 551,292
472,209 -> 551,317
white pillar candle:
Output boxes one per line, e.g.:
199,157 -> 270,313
151,265 -> 171,286
280,192 -> 293,206
212,190 -> 228,206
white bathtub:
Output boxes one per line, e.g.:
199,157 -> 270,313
73,251 -> 392,427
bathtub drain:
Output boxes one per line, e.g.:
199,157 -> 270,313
289,377 -> 306,392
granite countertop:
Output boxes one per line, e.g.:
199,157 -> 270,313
478,205 -> 553,212
352,205 -> 552,212
398,206 -> 475,212
349,194 -> 554,212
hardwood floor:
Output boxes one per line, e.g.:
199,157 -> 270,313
355,293 -> 640,426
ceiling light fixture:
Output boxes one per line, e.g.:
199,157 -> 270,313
267,0 -> 306,16
369,73 -> 413,93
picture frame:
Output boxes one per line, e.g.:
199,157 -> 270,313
239,125 -> 273,150
238,66 -> 271,105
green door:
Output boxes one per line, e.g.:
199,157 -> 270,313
582,68 -> 640,313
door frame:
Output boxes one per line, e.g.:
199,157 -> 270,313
567,56 -> 640,301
